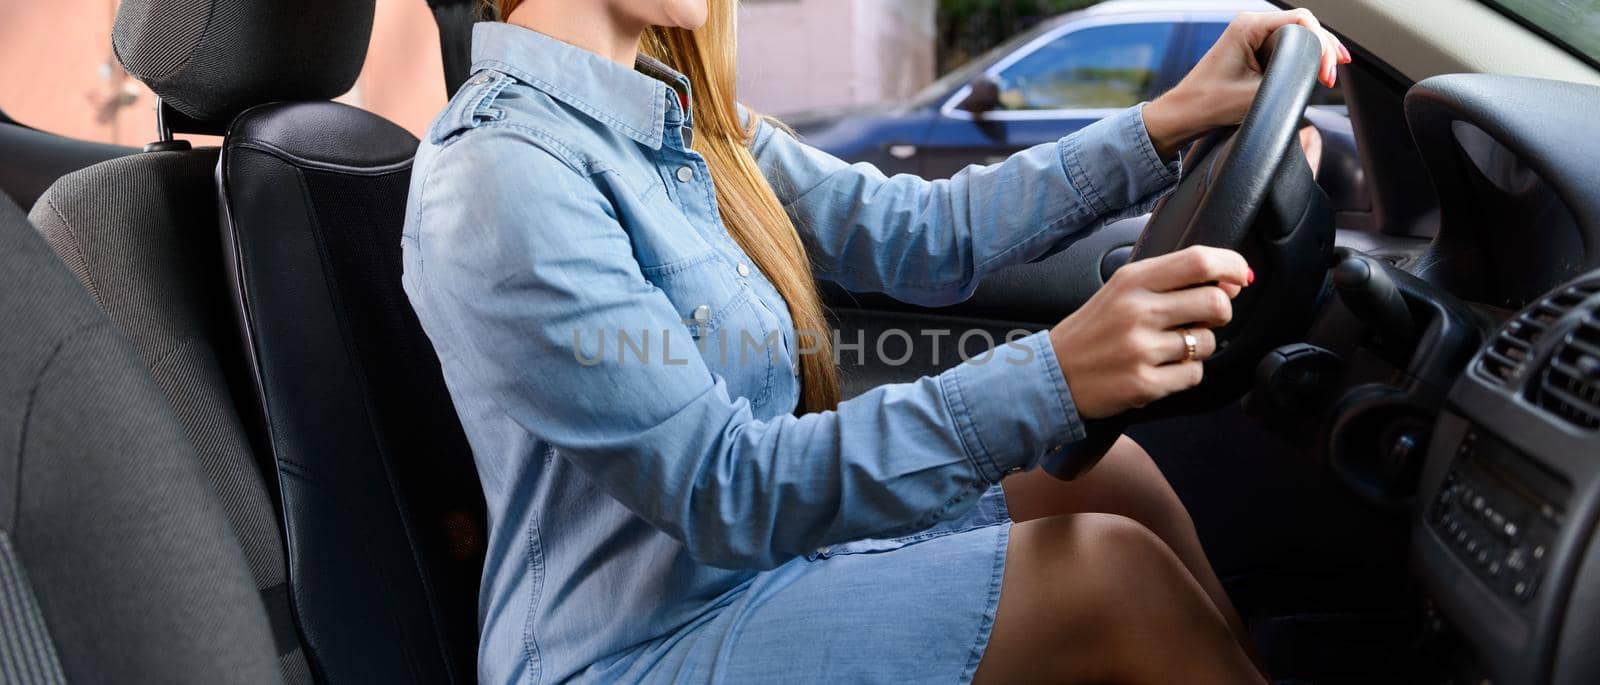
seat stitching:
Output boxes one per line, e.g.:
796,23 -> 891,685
12,322 -> 101,530
40,197 -> 105,309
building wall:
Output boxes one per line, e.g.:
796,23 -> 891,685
0,0 -> 443,147
737,0 -> 936,115
0,0 -> 934,146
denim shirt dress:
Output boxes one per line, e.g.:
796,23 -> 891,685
402,22 -> 1178,684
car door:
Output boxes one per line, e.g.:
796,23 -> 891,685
916,15 -> 1185,180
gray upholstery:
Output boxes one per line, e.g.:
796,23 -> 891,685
0,532 -> 66,685
113,0 -> 375,122
0,193 -> 279,683
29,152 -> 312,683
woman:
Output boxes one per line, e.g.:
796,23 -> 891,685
402,1 -> 1350,682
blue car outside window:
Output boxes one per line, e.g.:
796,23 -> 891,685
996,22 -> 1178,110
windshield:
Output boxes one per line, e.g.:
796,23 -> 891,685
1483,0 -> 1600,65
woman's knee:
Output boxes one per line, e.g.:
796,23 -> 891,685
978,514 -> 1201,682
1010,514 -> 1182,621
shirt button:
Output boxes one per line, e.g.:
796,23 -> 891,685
675,166 -> 695,183
691,305 -> 711,322
736,263 -> 750,277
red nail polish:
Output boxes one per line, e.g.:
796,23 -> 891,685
1338,43 -> 1351,63
1247,268 -> 1256,285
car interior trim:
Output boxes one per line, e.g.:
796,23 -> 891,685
1288,0 -> 1600,87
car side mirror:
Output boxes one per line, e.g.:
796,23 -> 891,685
956,75 -> 1002,114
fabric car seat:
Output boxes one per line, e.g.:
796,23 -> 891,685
0,192 -> 281,684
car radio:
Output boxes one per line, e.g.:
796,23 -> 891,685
1426,427 -> 1570,607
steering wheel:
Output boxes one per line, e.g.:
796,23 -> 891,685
1043,25 -> 1336,480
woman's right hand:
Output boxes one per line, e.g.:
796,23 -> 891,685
1050,246 -> 1252,420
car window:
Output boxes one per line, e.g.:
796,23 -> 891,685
1482,0 -> 1600,66
1185,22 -> 1229,68
995,22 -> 1178,111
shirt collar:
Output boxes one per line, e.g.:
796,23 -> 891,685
470,22 -> 692,150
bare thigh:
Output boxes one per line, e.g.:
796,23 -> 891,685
973,514 -> 1262,685
1001,435 -> 1257,665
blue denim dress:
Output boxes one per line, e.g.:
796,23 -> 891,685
402,22 -> 1176,684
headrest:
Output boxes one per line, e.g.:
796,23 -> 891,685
113,0 -> 377,124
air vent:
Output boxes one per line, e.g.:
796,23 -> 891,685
1479,280 -> 1597,385
1478,317 -> 1544,383
1535,311 -> 1600,430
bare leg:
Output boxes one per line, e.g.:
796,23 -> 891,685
973,514 -> 1263,684
1002,435 -> 1259,671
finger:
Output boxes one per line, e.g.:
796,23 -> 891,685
1314,29 -> 1347,85
1297,20 -> 1340,87
1148,285 -> 1234,329
1299,124 -> 1324,178
1143,359 -> 1206,400
1163,327 -> 1218,364
1321,29 -> 1352,65
1250,9 -> 1340,86
1282,11 -> 1336,84
1129,246 -> 1251,294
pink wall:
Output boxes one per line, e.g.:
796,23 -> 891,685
0,0 -> 443,146
737,0 -> 936,116
1,0 -> 931,145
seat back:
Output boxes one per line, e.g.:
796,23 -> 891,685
29,149 -> 313,683
0,193 -> 280,683
218,100 -> 486,683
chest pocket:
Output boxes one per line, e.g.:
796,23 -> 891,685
642,253 -> 786,413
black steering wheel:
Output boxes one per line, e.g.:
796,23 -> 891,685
1043,25 -> 1336,480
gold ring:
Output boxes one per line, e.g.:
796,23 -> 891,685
1178,328 -> 1199,363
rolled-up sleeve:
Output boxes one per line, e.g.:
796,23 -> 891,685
751,105 -> 1179,306
407,130 -> 1082,571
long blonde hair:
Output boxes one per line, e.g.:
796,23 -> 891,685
490,0 -> 840,413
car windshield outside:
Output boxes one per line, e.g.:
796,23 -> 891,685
1484,0 -> 1600,65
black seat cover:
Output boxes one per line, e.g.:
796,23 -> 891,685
219,102 -> 486,682
0,193 -> 280,683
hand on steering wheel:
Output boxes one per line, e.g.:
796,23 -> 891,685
1143,9 -> 1352,159
1040,17 -> 1340,480
1050,246 -> 1253,420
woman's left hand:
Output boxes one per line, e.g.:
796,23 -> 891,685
1142,9 -> 1351,159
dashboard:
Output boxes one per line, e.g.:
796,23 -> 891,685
1388,75 -> 1600,683
1417,272 -> 1600,683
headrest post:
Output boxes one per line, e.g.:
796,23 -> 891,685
156,100 -> 176,143
144,99 -> 193,153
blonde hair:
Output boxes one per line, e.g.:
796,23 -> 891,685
491,0 -> 840,413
